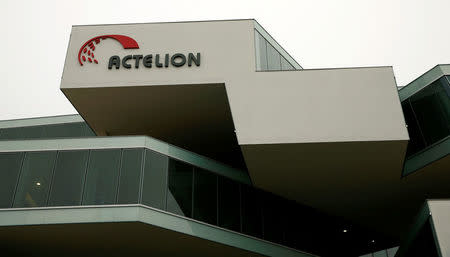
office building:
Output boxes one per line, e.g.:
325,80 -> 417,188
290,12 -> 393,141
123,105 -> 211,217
0,20 -> 449,257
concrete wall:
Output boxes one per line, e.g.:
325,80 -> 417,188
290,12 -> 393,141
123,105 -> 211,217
61,20 -> 408,146
429,200 -> 450,257
61,20 -> 256,89
229,67 -> 408,145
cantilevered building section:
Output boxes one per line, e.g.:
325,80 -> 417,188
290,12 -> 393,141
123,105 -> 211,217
0,19 -> 449,257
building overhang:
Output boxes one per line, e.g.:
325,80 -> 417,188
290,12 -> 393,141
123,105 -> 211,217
62,83 -> 246,168
0,205 -> 313,257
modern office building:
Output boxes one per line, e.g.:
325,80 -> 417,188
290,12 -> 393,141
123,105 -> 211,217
0,19 -> 448,257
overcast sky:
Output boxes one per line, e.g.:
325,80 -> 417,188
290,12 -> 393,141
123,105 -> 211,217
2,0 -> 449,120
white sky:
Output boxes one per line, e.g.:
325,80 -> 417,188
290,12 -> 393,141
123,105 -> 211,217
1,0 -> 449,120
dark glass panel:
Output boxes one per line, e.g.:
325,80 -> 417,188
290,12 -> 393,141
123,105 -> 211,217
402,100 -> 426,157
262,192 -> 285,244
256,31 -> 268,71
218,176 -> 241,231
0,152 -> 24,208
410,77 -> 450,145
267,42 -> 281,71
117,149 -> 143,204
193,168 -> 217,225
0,126 -> 45,140
167,159 -> 193,217
142,150 -> 169,209
0,127 -> 22,140
241,185 -> 263,238
48,150 -> 88,206
82,149 -> 121,205
13,151 -> 56,207
43,122 -> 85,138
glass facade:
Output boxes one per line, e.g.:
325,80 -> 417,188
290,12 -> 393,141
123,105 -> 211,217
255,30 -> 295,71
0,147 -> 391,256
401,76 -> 450,157
0,122 -> 96,140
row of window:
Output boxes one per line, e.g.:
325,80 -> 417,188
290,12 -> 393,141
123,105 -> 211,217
255,30 -> 296,71
402,76 -> 450,157
0,122 -> 96,141
0,148 -> 392,256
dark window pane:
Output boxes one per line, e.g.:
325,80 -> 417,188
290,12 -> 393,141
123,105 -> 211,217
19,126 -> 46,139
256,31 -> 268,71
0,152 -> 24,208
402,100 -> 426,157
142,150 -> 169,209
167,159 -> 193,217
48,150 -> 88,206
117,149 -> 143,204
410,77 -> 450,145
43,122 -> 85,138
13,151 -> 56,207
0,127 -> 22,140
193,168 -> 217,225
281,56 -> 295,70
82,149 -> 121,205
241,185 -> 263,237
0,126 -> 45,140
218,176 -> 241,231
267,42 -> 281,71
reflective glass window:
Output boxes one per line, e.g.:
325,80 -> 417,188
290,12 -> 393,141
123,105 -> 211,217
218,176 -> 241,231
0,126 -> 45,140
142,150 -> 169,209
0,152 -> 24,208
117,149 -> 143,204
82,149 -> 121,205
255,31 -> 268,71
193,168 -> 217,225
48,150 -> 88,206
13,151 -> 57,207
267,42 -> 281,71
43,122 -> 85,138
0,127 -> 22,140
167,159 -> 193,217
402,100 -> 426,157
410,77 -> 450,145
241,185 -> 263,237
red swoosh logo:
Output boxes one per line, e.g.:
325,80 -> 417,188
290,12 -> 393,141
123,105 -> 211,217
78,35 -> 139,66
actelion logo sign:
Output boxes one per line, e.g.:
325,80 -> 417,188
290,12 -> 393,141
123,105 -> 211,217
78,35 -> 139,66
78,34 -> 201,69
